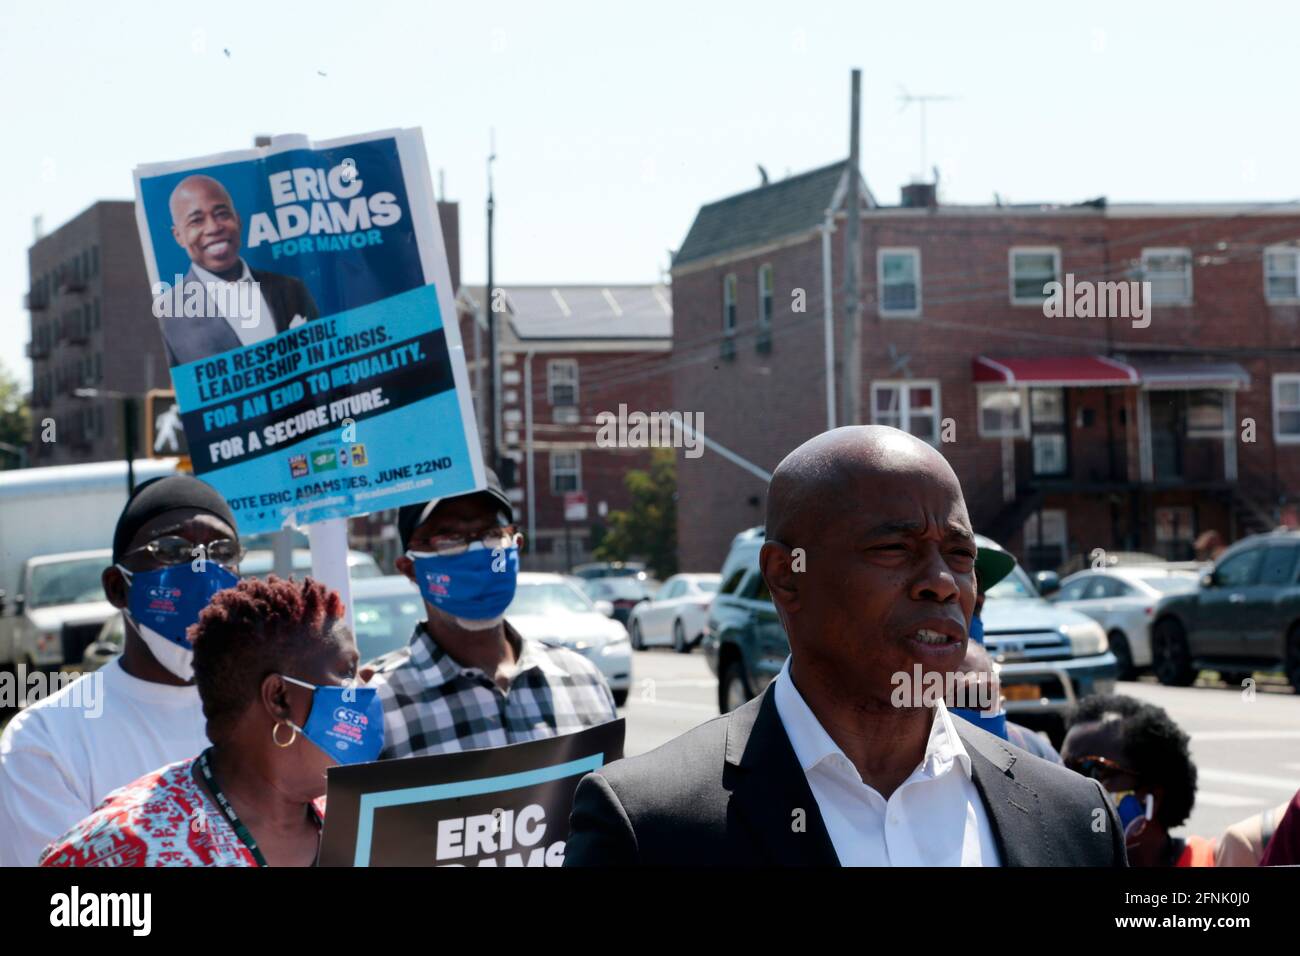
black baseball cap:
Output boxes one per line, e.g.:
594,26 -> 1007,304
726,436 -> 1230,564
397,468 -> 513,551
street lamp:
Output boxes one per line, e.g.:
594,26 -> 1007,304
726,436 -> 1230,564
74,387 -> 138,493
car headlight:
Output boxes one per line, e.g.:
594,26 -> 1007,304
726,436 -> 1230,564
601,635 -> 630,655
1060,621 -> 1108,657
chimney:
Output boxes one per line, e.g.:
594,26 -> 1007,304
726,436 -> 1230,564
900,182 -> 937,208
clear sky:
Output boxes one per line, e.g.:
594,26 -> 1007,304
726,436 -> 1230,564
2,0 -> 1297,389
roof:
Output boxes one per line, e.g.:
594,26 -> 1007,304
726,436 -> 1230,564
673,162 -> 849,268
461,284 -> 671,341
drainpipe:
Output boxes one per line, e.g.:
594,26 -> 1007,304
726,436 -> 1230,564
822,210 -> 837,431
523,350 -> 537,551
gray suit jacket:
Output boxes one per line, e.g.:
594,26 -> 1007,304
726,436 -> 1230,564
565,686 -> 1127,866
160,266 -> 320,366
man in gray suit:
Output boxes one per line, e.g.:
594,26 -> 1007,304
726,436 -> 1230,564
566,426 -> 1126,866
160,174 -> 319,366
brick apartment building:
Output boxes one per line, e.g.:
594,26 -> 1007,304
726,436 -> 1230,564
671,161 -> 1300,572
457,284 -> 671,571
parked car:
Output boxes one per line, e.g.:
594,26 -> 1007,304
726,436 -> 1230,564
506,573 -> 631,706
1048,566 -> 1200,679
1,550 -> 116,675
1150,530 -> 1300,691
702,528 -> 1117,745
579,576 -> 658,626
571,561 -> 647,580
627,573 -> 721,652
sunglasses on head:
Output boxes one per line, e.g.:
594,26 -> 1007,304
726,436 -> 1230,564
1065,754 -> 1138,780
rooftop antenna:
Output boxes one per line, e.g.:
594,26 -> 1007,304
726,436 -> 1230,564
897,86 -> 957,183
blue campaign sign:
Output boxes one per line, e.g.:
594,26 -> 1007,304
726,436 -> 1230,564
133,129 -> 485,533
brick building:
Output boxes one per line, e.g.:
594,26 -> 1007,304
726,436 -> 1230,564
670,161 -> 1300,572
457,285 -> 672,571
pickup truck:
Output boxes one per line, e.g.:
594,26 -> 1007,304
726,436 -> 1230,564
0,549 -> 116,677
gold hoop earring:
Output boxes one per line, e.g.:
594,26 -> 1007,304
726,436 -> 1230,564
272,721 -> 297,748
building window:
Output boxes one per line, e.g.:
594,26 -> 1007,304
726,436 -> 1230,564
1142,248 -> 1193,305
547,359 -> 578,407
1274,374 -> 1300,444
1030,387 -> 1067,475
722,274 -> 738,334
1022,509 -> 1068,568
979,386 -> 1027,437
1265,246 -> 1300,303
757,265 -> 774,327
878,248 -> 921,317
1009,247 -> 1061,305
1187,389 -> 1229,438
551,450 -> 581,493
93,298 -> 101,330
871,380 -> 940,444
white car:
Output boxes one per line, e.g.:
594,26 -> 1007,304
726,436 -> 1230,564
627,573 -> 721,653
1048,566 -> 1200,679
506,572 -> 631,706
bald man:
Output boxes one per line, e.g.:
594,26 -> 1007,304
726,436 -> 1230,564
565,425 -> 1126,866
159,174 -> 319,366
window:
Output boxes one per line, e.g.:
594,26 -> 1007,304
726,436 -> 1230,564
1259,546 -> 1300,587
871,380 -> 939,443
719,568 -> 746,595
1030,387 -> 1067,475
547,359 -> 578,407
1056,578 -> 1090,602
722,274 -> 737,335
1215,547 -> 1262,587
93,298 -> 101,330
550,450 -> 581,493
1274,374 -> 1300,444
1009,247 -> 1060,305
1265,246 -> 1300,302
1142,248 -> 1193,305
979,386 -> 1026,437
878,248 -> 921,317
757,265 -> 774,327
1022,509 -> 1068,567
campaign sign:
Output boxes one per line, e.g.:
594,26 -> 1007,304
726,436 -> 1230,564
132,129 -> 484,533
318,720 -> 625,867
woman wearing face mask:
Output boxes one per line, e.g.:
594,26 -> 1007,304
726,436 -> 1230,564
0,474 -> 240,867
368,469 -> 617,759
40,576 -> 382,867
1061,694 -> 1213,867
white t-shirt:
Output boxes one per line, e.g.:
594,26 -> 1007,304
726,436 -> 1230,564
0,655 -> 209,866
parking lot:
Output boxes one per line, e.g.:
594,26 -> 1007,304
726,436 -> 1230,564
619,647 -> 1300,841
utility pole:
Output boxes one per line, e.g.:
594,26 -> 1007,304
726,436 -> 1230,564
485,132 -> 499,465
841,69 -> 863,428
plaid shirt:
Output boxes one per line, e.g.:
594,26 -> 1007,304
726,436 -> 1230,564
370,621 -> 617,759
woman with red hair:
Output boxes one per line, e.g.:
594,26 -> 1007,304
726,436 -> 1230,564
40,576 -> 382,867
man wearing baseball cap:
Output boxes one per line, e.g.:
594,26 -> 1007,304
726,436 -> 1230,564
0,474 -> 243,865
368,469 -> 616,759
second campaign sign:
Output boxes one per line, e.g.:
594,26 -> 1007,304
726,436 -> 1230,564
132,129 -> 484,533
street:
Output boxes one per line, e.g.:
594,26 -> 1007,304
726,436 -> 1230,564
619,648 -> 1300,841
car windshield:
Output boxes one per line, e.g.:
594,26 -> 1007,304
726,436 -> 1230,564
509,582 -> 595,615
984,565 -> 1038,600
28,558 -> 107,608
352,592 -> 425,663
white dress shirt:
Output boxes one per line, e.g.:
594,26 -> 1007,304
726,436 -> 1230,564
191,259 -> 276,347
773,657 -> 1001,867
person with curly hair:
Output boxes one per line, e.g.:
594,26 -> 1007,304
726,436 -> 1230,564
39,576 -> 382,867
1061,694 -> 1212,866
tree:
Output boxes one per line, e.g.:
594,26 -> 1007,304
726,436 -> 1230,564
0,360 -> 31,470
593,448 -> 677,579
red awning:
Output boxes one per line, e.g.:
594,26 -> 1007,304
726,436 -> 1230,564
972,355 -> 1139,387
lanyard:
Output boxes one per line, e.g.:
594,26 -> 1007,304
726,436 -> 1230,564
197,747 -> 323,867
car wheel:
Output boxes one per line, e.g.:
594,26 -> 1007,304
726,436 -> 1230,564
719,659 -> 753,714
612,689 -> 628,708
1108,630 -> 1136,681
1286,625 -> 1300,694
630,619 -> 644,651
1152,618 -> 1197,687
673,620 -> 689,654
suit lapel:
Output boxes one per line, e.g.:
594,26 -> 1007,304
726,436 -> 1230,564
957,721 -> 1052,866
725,687 -> 840,866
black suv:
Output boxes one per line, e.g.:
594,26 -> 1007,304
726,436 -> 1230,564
1151,530 -> 1300,691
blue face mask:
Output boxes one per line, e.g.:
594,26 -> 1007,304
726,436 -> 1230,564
969,613 -> 984,645
407,543 -> 519,624
1112,790 -> 1154,843
282,675 -> 384,766
117,562 -> 239,680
